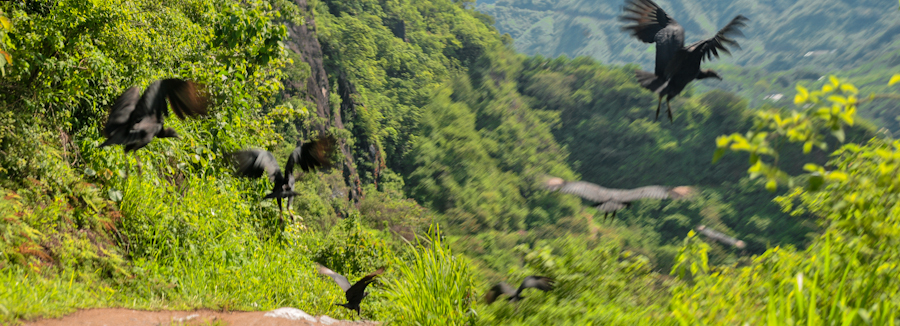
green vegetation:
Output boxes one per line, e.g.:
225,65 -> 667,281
0,0 -> 898,325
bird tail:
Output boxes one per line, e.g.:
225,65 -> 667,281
635,70 -> 667,93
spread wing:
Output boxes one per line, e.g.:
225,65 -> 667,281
141,78 -> 209,122
595,201 -> 628,213
696,225 -> 746,248
485,282 -> 517,304
345,268 -> 384,305
547,177 -> 695,204
519,276 -> 554,293
605,185 -> 693,202
686,15 -> 749,62
232,149 -> 281,183
103,87 -> 142,138
620,0 -> 684,76
284,135 -> 337,176
317,264 -> 352,292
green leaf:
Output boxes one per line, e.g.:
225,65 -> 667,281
794,85 -> 809,105
803,163 -> 819,172
108,189 -> 123,202
0,16 -> 10,30
712,148 -> 726,164
807,175 -> 824,191
827,95 -> 847,105
803,141 -> 813,154
832,127 -> 845,143
840,84 -> 858,94
765,179 -> 777,192
715,135 -> 731,148
890,74 -> 900,86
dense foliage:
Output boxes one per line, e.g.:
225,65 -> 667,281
0,0 -> 898,325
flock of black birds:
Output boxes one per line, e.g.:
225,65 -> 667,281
96,0 -> 748,317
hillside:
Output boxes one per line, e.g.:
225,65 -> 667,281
476,0 -> 900,73
1,0 -> 899,325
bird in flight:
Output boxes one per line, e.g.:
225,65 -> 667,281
696,225 -> 746,248
231,135 -> 336,217
317,264 -> 384,316
545,176 -> 696,220
100,78 -> 209,173
620,0 -> 748,121
485,276 -> 555,304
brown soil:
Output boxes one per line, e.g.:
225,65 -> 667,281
22,308 -> 378,326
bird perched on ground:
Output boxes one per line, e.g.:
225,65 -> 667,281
620,0 -> 748,121
231,135 -> 336,215
100,78 -> 209,173
485,276 -> 555,304
696,225 -> 746,249
544,176 -> 696,220
317,264 -> 384,316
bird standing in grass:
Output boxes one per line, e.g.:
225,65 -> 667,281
100,78 -> 209,174
544,176 -> 696,220
620,0 -> 748,121
231,135 -> 336,218
485,276 -> 555,304
317,264 -> 384,316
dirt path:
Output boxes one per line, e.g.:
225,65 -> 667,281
23,307 -> 379,326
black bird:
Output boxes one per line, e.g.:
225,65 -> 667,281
696,225 -> 746,249
100,78 -> 209,172
317,264 -> 384,316
485,276 -> 554,304
545,176 -> 695,220
232,136 -> 336,215
621,0 -> 748,121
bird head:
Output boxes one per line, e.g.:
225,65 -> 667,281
158,127 -> 180,139
544,177 -> 566,191
670,186 -> 697,199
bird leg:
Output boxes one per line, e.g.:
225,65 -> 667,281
666,98 -> 673,122
655,97 -> 663,121
276,197 -> 286,225
134,152 -> 144,176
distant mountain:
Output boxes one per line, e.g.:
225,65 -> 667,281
476,0 -> 900,73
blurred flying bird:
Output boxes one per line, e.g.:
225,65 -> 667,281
696,225 -> 746,248
100,78 -> 209,173
620,0 -> 748,121
544,176 -> 696,220
232,135 -> 336,215
317,264 -> 384,316
485,276 -> 555,304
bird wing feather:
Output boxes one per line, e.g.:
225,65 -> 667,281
485,282 -> 517,304
686,15 -> 749,63
285,135 -> 336,176
103,87 -> 142,138
551,178 -> 695,205
232,149 -> 281,183
317,264 -> 353,292
620,0 -> 684,76
159,78 -> 209,120
696,225 -> 746,248
554,180 -> 618,203
520,276 -> 554,292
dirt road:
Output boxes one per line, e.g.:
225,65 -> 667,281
23,307 -> 379,326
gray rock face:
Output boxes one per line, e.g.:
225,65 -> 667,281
319,315 -> 339,325
264,307 -> 317,322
